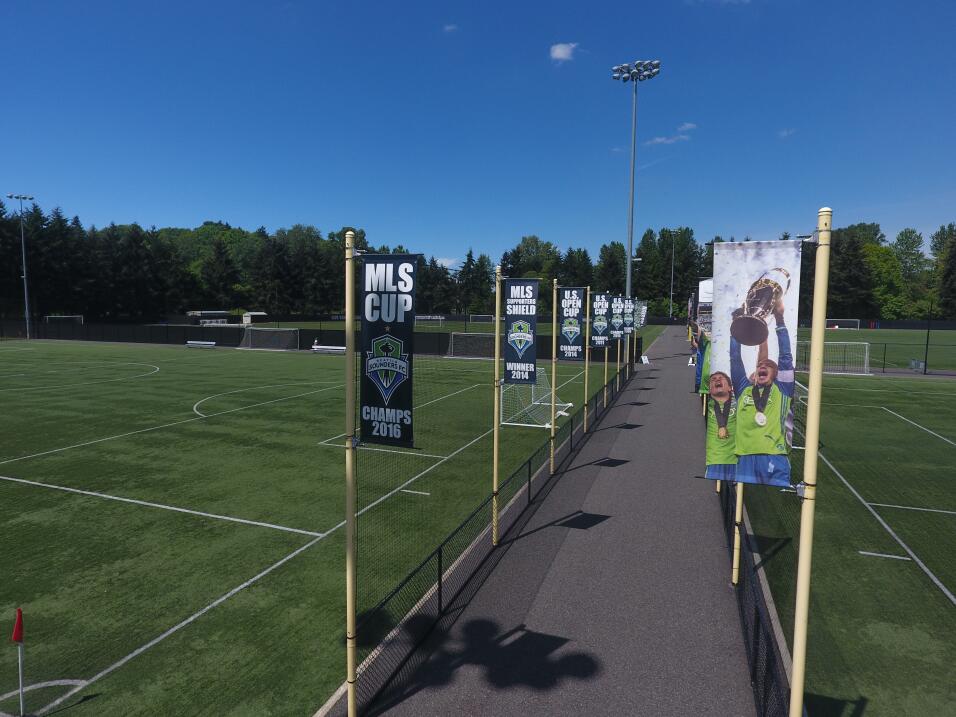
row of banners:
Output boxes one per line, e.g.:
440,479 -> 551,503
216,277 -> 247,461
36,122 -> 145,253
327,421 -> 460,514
696,240 -> 804,488
357,256 -> 647,449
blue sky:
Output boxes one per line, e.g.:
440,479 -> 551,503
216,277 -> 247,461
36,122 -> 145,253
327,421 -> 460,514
3,0 -> 955,267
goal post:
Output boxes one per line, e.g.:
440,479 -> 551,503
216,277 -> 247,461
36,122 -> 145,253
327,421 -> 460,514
468,314 -> 494,323
238,327 -> 299,351
825,318 -> 860,329
448,332 -> 495,359
501,369 -> 572,429
795,341 -> 870,375
414,315 -> 445,328
44,315 -> 84,324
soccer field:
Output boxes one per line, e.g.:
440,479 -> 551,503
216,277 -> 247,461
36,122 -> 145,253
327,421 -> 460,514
0,338 -> 622,716
745,372 -> 956,716
795,327 -> 956,371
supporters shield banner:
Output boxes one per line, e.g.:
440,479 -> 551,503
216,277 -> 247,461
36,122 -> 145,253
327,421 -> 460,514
504,278 -> 539,383
591,293 -> 610,348
610,296 -> 625,340
360,255 -> 417,447
557,287 -> 585,361
708,240 -> 803,487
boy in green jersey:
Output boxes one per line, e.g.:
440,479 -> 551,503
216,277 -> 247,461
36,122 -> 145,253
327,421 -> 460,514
704,370 -> 736,481
731,301 -> 794,487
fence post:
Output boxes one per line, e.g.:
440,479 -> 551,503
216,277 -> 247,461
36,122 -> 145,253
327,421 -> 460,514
437,546 -> 443,614
527,459 -> 532,505
882,343 -> 887,373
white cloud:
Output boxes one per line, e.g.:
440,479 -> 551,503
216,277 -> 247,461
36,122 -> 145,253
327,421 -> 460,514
549,42 -> 579,62
645,134 -> 691,146
677,122 -> 698,132
611,146 -> 626,153
442,23 -> 458,32
778,128 -> 796,139
436,257 -> 460,269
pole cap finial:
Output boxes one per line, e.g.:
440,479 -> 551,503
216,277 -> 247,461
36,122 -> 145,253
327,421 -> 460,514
817,207 -> 832,232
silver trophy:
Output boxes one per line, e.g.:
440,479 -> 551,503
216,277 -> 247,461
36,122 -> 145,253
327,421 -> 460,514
730,267 -> 790,346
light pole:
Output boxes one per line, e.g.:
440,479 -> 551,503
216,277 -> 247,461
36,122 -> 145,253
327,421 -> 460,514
6,193 -> 34,339
669,229 -> 675,318
611,59 -> 661,298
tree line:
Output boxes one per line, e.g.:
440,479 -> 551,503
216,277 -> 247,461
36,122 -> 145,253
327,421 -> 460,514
1,200 -> 955,322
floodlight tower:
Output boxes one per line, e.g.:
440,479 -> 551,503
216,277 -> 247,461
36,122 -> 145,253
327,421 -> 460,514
611,59 -> 660,298
6,193 -> 34,339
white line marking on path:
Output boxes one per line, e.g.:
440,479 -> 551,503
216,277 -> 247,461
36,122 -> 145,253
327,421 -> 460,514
0,384 -> 343,468
0,474 -> 322,537
0,363 -> 160,392
858,551 -> 912,561
35,534 -> 326,716
818,452 -> 956,606
868,502 -> 956,517
400,489 -> 431,496
882,407 -> 956,447
193,381 -> 338,417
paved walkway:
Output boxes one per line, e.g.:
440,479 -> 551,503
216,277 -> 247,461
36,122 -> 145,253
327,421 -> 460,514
374,326 -> 755,716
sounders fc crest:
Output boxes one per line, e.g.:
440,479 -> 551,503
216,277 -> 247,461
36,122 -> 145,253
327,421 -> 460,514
366,334 -> 409,405
508,320 -> 534,358
611,312 -> 624,330
593,314 -> 608,334
562,317 -> 581,344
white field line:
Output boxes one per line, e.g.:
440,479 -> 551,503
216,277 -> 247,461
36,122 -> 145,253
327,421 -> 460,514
400,489 -> 431,496
193,381 -> 338,417
823,386 -> 956,397
818,451 -> 956,607
36,424 -> 495,716
0,346 -> 34,351
35,534 -> 326,716
882,407 -> 956,447
318,383 -> 483,446
0,679 -> 86,703
868,502 -> 956,517
858,551 -> 912,561
0,474 -> 322,537
316,443 -> 448,460
0,384 -> 343,468
0,363 -> 160,392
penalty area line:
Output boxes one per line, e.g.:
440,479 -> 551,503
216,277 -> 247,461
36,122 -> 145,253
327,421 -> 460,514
0,474 -> 323,537
881,407 -> 956,447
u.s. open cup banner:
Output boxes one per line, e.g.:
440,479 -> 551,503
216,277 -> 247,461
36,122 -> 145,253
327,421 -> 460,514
610,296 -> 625,340
623,298 -> 635,334
558,287 -> 585,361
591,293 -> 610,348
360,255 -> 417,447
504,278 -> 539,383
709,240 -> 803,487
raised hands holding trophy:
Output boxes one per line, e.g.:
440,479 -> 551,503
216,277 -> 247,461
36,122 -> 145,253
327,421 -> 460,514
730,267 -> 791,346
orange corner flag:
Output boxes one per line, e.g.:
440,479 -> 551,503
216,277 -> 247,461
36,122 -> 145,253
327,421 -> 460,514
11,608 -> 23,643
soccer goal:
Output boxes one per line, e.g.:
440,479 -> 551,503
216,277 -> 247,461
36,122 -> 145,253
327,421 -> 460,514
44,314 -> 84,324
448,332 -> 496,359
238,327 -> 299,351
415,315 -> 445,328
825,318 -> 861,329
468,314 -> 495,323
795,341 -> 870,375
501,371 -> 573,428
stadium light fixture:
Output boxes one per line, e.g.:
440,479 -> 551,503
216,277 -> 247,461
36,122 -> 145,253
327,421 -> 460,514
6,193 -> 34,339
610,59 -> 661,298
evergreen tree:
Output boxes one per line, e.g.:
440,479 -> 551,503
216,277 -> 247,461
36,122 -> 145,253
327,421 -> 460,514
595,241 -> 626,294
201,237 -> 241,309
829,226 -> 877,318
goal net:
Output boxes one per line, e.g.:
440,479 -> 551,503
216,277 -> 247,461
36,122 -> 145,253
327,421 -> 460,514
44,315 -> 84,324
415,315 -> 445,328
448,332 -> 496,359
501,370 -> 572,428
825,318 -> 860,329
238,327 -> 299,351
795,341 -> 870,375
468,314 -> 494,323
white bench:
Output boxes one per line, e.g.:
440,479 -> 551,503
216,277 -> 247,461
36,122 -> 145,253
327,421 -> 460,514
311,345 -> 345,355
186,340 -> 217,349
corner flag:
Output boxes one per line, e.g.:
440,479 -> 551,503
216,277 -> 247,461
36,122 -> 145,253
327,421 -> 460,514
11,608 -> 23,643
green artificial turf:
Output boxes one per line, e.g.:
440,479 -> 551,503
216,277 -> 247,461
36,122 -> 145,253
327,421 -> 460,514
794,327 -> 956,371
0,334 -> 649,716
744,373 -> 956,716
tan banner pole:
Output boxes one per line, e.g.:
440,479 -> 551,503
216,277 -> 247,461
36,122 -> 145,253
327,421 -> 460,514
731,482 -> 745,584
584,286 -> 591,432
343,230 -> 358,717
492,265 -> 502,546
550,279 -> 558,474
625,334 -> 630,380
789,208 -> 833,717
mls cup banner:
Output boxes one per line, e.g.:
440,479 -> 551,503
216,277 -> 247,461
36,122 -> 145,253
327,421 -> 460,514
591,293 -> 610,348
610,296 -> 625,340
360,255 -> 418,448
635,300 -> 648,328
557,287 -> 585,361
623,298 -> 635,334
706,240 -> 803,487
696,278 -> 714,333
504,278 -> 539,383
